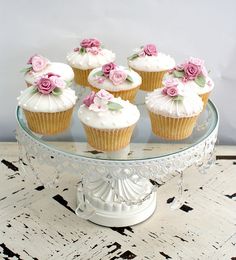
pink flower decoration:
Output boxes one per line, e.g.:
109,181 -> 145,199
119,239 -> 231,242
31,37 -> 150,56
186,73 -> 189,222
96,89 -> 113,101
175,64 -> 185,71
87,47 -> 100,55
109,69 -> 127,86
36,76 -> 56,95
50,76 -> 66,89
74,47 -> 80,52
189,57 -> 204,67
97,77 -> 106,84
166,86 -> 179,97
83,91 -> 96,107
163,78 -> 179,88
30,55 -> 48,72
143,44 -> 157,56
80,38 -> 101,48
102,62 -> 117,78
183,62 -> 201,80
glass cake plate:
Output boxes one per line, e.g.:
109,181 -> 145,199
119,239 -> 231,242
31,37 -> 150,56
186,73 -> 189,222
16,88 -> 219,227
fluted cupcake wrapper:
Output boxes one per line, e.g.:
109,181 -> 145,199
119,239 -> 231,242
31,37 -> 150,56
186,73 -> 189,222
199,91 -> 211,110
148,111 -> 198,140
131,68 -> 167,92
23,107 -> 74,135
83,124 -> 135,151
89,85 -> 140,103
72,67 -> 92,87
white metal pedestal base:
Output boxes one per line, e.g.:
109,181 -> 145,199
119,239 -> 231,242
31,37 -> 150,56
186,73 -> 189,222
76,190 -> 157,227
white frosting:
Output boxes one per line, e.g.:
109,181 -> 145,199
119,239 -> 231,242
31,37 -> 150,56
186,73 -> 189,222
18,86 -> 77,113
164,74 -> 214,95
128,52 -> 175,72
67,49 -> 116,70
24,62 -> 74,85
78,97 -> 140,129
145,87 -> 203,118
88,67 -> 142,91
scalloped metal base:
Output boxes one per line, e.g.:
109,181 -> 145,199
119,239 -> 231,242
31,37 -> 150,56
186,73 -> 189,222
76,191 -> 157,227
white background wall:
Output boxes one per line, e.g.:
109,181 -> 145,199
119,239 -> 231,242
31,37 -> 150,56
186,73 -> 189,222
0,0 -> 235,144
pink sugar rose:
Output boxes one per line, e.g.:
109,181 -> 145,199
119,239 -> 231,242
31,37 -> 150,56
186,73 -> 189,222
90,38 -> 101,48
184,62 -> 201,80
188,57 -> 204,67
80,38 -> 101,48
102,62 -> 117,77
143,44 -> 157,56
83,91 -> 96,107
109,69 -> 127,86
175,64 -> 184,71
166,86 -> 179,97
96,89 -> 113,101
74,47 -> 80,52
87,47 -> 100,55
162,87 -> 168,95
31,55 -> 48,72
50,76 -> 66,89
36,76 -> 56,94
163,78 -> 179,88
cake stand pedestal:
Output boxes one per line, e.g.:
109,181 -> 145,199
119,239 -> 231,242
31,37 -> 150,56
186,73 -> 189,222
15,100 -> 219,227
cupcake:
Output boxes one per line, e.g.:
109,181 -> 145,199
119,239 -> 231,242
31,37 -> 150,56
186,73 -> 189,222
88,62 -> 142,102
165,57 -> 214,109
22,54 -> 74,87
128,44 -> 175,91
78,89 -> 140,151
67,38 -> 115,87
145,78 -> 203,140
18,73 -> 77,135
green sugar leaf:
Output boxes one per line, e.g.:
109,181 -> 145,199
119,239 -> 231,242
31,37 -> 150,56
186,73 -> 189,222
128,54 -> 139,61
126,74 -> 133,83
194,75 -> 206,87
31,87 -> 38,94
20,67 -> 32,73
107,101 -> 123,111
173,70 -> 184,78
65,80 -> 73,87
173,95 -> 184,101
52,88 -> 62,96
93,71 -> 104,77
80,47 -> 86,54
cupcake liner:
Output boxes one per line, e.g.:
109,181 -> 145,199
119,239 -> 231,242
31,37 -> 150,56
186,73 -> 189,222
23,107 -> 74,135
199,91 -> 211,110
82,124 -> 135,151
89,85 -> 140,103
72,67 -> 92,87
149,111 -> 198,140
131,68 -> 167,92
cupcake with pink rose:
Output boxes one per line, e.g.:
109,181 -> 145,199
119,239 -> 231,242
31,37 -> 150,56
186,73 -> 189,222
87,62 -> 141,102
78,89 -> 140,151
17,72 -> 77,135
66,38 -> 115,87
145,78 -> 203,140
165,57 -> 214,109
128,44 -> 175,91
22,54 -> 74,87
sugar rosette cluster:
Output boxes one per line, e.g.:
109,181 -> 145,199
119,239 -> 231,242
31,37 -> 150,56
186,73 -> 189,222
128,44 -> 158,61
170,57 -> 208,87
83,89 -> 123,112
33,73 -> 67,96
162,78 -> 184,101
73,38 -> 102,55
93,62 -> 133,85
21,54 -> 49,73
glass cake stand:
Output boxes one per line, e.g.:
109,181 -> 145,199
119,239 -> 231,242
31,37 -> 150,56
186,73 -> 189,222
15,92 -> 219,227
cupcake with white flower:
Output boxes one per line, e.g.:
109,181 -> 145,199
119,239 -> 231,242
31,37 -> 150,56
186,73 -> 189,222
145,78 -> 203,140
128,44 -> 175,91
18,72 -> 77,135
78,89 -> 140,151
165,57 -> 214,109
88,62 -> 141,102
67,38 -> 115,87
22,54 -> 74,87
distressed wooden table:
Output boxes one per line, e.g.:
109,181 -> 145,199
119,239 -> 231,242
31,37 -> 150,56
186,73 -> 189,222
0,143 -> 236,260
